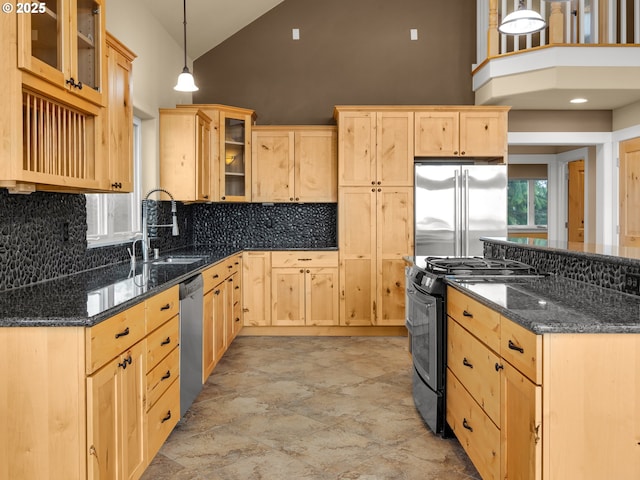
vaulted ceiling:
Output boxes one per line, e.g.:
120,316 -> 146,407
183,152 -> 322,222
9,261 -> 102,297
137,0 -> 285,60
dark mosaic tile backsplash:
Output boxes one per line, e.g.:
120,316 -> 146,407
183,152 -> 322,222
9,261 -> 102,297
483,240 -> 640,293
192,203 -> 337,249
0,188 -> 337,291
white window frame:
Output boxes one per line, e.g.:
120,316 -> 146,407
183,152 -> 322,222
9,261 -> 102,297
508,178 -> 548,228
86,117 -> 142,247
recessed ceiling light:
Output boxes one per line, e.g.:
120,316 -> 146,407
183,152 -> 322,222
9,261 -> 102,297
570,98 -> 588,104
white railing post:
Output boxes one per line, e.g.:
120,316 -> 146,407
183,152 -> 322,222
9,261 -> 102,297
621,0 -> 627,43
592,0 -> 599,43
501,0 -> 508,53
578,0 -> 586,43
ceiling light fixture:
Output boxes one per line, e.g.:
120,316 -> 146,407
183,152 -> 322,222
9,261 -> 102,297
499,0 -> 546,35
174,0 -> 198,92
570,98 -> 588,104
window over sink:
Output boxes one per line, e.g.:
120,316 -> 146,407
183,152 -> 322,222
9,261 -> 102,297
86,117 -> 142,246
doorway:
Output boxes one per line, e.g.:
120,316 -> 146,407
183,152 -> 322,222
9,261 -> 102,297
567,159 -> 585,243
619,137 -> 640,247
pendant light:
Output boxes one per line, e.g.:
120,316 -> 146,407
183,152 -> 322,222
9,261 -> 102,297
174,0 -> 198,92
499,0 -> 546,35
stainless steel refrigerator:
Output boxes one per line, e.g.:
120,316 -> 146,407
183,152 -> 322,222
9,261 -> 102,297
414,163 -> 507,257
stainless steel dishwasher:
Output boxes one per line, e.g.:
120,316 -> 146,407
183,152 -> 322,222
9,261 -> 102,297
179,274 -> 204,417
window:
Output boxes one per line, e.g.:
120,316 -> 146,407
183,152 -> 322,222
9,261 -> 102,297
86,117 -> 142,246
507,179 -> 548,227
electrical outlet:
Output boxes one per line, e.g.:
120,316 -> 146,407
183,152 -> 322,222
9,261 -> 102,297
623,273 -> 640,296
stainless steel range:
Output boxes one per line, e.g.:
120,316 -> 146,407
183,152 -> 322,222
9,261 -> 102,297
405,256 -> 541,436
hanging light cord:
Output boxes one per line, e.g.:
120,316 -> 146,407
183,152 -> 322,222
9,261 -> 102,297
182,0 -> 188,70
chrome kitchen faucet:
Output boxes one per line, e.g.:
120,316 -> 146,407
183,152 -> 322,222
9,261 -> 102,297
141,188 -> 180,262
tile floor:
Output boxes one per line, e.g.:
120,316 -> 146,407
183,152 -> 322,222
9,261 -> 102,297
142,336 -> 480,480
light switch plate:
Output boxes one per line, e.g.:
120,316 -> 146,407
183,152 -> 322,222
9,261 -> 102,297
410,29 -> 418,40
292,28 -> 300,40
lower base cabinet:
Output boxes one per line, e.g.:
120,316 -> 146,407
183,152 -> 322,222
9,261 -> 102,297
271,251 -> 339,326
0,285 -> 180,480
87,340 -> 147,480
202,254 -> 243,381
447,286 -> 640,480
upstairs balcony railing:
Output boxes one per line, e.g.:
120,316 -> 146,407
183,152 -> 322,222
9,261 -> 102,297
478,0 -> 640,63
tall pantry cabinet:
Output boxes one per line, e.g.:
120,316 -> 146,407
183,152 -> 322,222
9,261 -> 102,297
334,107 -> 414,326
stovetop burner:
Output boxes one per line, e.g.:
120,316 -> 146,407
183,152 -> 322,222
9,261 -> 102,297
424,256 -> 537,276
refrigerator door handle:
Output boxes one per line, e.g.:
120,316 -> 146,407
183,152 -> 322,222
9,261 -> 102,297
463,169 -> 470,256
454,170 -> 460,257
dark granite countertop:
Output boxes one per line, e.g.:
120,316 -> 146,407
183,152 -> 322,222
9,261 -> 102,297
0,246 -> 243,327
447,275 -> 640,334
0,245 -> 340,328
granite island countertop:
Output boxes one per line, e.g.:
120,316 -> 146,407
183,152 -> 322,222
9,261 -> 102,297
447,274 -> 640,334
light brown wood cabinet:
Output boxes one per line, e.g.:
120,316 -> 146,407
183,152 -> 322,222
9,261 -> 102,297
17,0 -> 106,107
159,108 -> 212,202
338,187 -> 413,326
271,251 -> 339,326
0,286 -> 182,480
414,107 -> 509,160
242,251 -> 272,326
202,255 -> 243,381
335,108 -> 414,187
87,337 -> 147,480
447,286 -> 640,480
0,2 -> 111,193
252,126 -> 337,202
103,33 -> 136,192
85,302 -> 148,480
178,104 -> 256,202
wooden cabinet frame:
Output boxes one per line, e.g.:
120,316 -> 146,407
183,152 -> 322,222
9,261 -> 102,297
251,126 -> 337,203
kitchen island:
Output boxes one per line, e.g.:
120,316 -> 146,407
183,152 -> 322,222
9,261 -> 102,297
443,238 -> 640,480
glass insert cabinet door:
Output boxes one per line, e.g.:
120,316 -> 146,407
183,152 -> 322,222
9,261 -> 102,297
17,0 -> 105,106
220,111 -> 252,202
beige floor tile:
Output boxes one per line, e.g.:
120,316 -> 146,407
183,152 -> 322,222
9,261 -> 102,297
142,336 -> 480,480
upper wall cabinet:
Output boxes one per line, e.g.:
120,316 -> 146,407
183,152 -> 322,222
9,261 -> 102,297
0,3 -> 112,193
159,108 -> 212,202
178,105 -> 256,203
103,33 -> 135,192
334,108 -> 414,187
251,126 -> 337,203
414,107 -> 509,160
18,0 -> 106,107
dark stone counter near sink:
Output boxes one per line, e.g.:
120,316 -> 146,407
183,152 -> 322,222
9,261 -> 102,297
0,245 -> 339,328
0,246 -> 243,328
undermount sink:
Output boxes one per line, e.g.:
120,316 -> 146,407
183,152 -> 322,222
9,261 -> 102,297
151,255 -> 207,266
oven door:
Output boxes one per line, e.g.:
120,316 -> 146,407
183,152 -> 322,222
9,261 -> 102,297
405,282 -> 443,391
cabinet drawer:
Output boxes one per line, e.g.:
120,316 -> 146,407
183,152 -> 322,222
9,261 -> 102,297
203,262 -> 228,293
146,315 -> 180,372
447,371 -> 501,480
271,251 -> 338,267
447,287 -> 500,352
447,318 -> 501,426
86,302 -> 146,374
147,285 -> 179,332
147,377 -> 180,461
501,317 -> 541,384
147,346 -> 180,410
